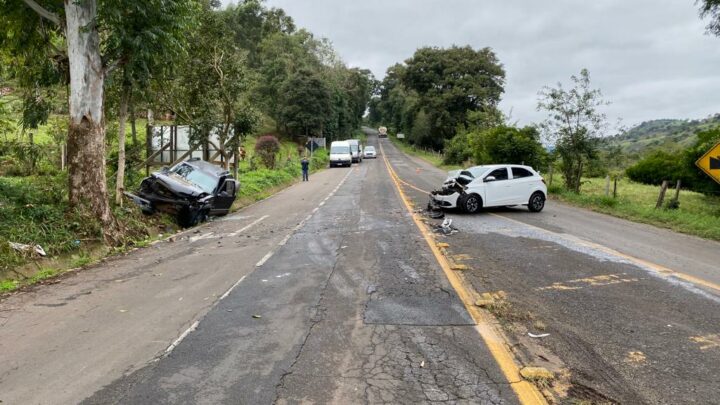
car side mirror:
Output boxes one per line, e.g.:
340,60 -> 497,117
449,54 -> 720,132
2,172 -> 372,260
484,176 -> 496,182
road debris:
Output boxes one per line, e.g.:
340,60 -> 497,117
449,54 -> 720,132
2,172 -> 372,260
519,366 -> 554,382
8,242 -> 46,257
252,314 -> 262,319
528,332 -> 550,338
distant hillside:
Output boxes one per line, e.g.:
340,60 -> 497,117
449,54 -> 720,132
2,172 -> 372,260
605,115 -> 720,155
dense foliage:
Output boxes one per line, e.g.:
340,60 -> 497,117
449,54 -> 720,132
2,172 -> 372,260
626,128 -> 720,195
370,46 -> 505,150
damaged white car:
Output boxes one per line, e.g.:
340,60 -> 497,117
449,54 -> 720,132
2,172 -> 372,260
430,165 -> 547,213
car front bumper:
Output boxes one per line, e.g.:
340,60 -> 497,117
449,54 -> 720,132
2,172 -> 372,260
330,159 -> 352,165
430,192 -> 460,208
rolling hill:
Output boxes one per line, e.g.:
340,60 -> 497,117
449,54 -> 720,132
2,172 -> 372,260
605,114 -> 720,155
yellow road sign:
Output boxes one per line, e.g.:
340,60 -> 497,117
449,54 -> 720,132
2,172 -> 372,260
696,141 -> 720,184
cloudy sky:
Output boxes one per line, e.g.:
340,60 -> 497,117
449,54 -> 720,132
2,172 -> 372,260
255,0 -> 720,128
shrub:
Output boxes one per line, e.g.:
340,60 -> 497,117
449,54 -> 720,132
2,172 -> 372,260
626,150 -> 683,186
254,135 -> 281,169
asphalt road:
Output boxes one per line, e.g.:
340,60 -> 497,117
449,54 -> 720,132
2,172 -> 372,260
2,130 -> 719,404
378,131 -> 720,404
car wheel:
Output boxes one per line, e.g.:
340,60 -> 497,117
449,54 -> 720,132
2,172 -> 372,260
528,192 -> 546,212
461,194 -> 482,214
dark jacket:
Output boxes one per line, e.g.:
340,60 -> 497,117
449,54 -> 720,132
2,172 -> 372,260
301,160 -> 309,171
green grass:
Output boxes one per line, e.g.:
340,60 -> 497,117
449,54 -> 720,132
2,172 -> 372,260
388,136 -> 461,170
550,177 -> 720,241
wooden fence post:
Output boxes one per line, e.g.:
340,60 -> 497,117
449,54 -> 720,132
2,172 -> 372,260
655,180 -> 669,209
674,180 -> 682,201
604,175 -> 610,197
613,177 -> 617,199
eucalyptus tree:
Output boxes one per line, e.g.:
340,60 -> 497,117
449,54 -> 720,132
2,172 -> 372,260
699,0 -> 720,35
0,0 -> 198,242
102,0 -> 196,205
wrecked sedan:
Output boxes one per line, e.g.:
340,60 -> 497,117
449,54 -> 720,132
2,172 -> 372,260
430,164 -> 547,213
126,158 -> 239,227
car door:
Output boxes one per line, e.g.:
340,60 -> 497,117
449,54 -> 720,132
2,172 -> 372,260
482,168 -> 512,206
509,167 -> 536,204
211,177 -> 238,215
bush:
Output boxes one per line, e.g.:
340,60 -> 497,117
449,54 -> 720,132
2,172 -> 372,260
254,135 -> 281,169
626,150 -> 684,186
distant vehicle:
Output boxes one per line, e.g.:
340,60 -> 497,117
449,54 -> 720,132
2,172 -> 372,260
125,158 -> 239,227
378,127 -> 388,138
430,164 -> 547,213
347,139 -> 362,163
329,141 -> 352,167
363,146 -> 377,159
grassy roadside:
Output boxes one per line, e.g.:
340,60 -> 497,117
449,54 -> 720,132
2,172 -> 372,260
388,136 -> 461,171
548,177 -> 720,241
0,142 -> 328,294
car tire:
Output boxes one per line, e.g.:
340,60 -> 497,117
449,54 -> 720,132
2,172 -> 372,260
460,194 -> 482,214
528,192 -> 546,212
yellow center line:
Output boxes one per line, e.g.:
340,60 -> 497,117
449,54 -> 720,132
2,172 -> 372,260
380,144 -> 720,294
378,141 -> 548,405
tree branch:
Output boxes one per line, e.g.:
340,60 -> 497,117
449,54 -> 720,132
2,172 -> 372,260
21,0 -> 61,26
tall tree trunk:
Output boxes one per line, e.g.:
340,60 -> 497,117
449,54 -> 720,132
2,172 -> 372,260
115,83 -> 130,206
129,95 -> 137,145
65,0 -> 120,243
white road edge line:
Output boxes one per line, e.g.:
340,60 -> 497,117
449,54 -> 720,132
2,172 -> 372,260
255,167 -> 354,268
219,275 -> 247,300
227,215 -> 269,237
164,320 -> 199,355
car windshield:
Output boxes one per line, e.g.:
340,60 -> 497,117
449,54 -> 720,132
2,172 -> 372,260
171,164 -> 217,193
350,144 -> 358,152
467,166 -> 490,178
331,146 -> 349,154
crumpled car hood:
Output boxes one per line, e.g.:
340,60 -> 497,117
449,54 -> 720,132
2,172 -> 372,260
444,170 -> 473,186
153,172 -> 207,198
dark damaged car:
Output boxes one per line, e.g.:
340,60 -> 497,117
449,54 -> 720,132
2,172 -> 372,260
125,158 -> 239,227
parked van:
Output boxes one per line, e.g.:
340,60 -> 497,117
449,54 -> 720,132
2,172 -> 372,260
347,139 -> 362,163
329,141 -> 352,167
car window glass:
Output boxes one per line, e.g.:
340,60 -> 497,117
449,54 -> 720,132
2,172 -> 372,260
468,166 -> 488,178
512,167 -> 533,179
331,146 -> 349,154
172,164 -> 217,193
487,168 -> 508,181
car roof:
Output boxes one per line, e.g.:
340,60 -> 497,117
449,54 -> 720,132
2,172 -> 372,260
468,164 -> 534,170
331,141 -> 350,145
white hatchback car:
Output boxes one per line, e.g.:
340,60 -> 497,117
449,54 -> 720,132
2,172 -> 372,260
363,146 -> 377,158
430,165 -> 547,213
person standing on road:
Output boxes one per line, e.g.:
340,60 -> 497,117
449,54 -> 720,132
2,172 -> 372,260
301,156 -> 310,181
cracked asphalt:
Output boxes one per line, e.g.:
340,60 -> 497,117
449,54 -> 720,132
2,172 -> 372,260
380,131 -> 720,404
77,134 -> 518,404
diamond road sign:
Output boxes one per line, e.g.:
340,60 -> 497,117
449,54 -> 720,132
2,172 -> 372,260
695,141 -> 720,185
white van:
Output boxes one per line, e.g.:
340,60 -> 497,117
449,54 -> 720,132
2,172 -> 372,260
347,139 -> 362,163
329,141 -> 352,167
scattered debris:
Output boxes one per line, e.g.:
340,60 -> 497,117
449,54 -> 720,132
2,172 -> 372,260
451,264 -> 468,271
625,351 -> 647,364
8,242 -> 46,257
433,218 -> 459,235
436,242 -> 450,248
252,314 -> 262,319
528,332 -> 550,339
420,360 -> 425,368
520,366 -> 554,382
